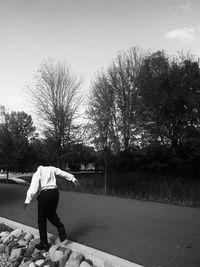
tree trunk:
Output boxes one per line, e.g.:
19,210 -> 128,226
104,149 -> 108,195
171,136 -> 178,152
6,168 -> 9,183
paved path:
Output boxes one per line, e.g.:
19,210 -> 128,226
0,184 -> 200,267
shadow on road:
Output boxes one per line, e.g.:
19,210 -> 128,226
68,221 -> 106,242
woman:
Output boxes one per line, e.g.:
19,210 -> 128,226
23,165 -> 79,251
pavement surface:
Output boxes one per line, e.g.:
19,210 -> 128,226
0,173 -> 29,184
0,183 -> 200,267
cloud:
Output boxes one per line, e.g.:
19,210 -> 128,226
164,27 -> 195,43
167,1 -> 191,14
179,2 -> 191,14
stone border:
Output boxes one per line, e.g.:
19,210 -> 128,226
0,216 -> 143,267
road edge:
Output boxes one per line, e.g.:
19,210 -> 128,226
0,216 -> 143,267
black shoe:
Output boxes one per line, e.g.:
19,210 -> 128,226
35,243 -> 51,251
58,224 -> 67,242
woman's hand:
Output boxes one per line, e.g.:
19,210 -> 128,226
73,179 -> 80,186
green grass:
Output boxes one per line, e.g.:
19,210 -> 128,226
16,172 -> 200,208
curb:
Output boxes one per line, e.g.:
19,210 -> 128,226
0,216 -> 143,267
0,177 -> 29,185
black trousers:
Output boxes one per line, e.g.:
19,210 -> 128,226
37,188 -> 63,244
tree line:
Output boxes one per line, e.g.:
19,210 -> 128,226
88,48 -> 200,177
1,48 -> 200,180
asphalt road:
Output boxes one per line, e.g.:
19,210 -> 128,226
0,183 -> 200,267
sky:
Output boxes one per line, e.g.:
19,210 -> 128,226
0,0 -> 200,122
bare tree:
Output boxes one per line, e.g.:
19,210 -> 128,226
108,47 -> 145,151
87,47 -> 145,192
28,59 -> 83,167
88,47 -> 145,153
88,72 -> 120,151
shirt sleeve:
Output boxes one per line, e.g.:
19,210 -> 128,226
54,167 -> 76,182
24,170 -> 40,204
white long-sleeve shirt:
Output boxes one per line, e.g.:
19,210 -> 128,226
24,166 -> 76,204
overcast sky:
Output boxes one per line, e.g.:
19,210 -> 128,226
0,0 -> 200,119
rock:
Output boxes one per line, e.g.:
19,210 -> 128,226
64,259 -> 81,267
59,255 -> 70,267
58,248 -> 72,267
39,259 -> 52,267
29,238 -> 40,247
10,229 -> 23,238
50,249 -> 64,262
57,246 -> 70,255
85,259 -> 93,265
4,241 -> 19,256
49,244 -> 59,253
40,261 -> 57,267
48,262 -> 58,267
64,251 -> 84,267
10,247 -> 23,260
34,253 -> 45,262
0,243 -> 7,253
0,254 -> 13,266
79,261 -> 93,267
64,248 -> 72,258
0,223 -> 13,232
49,244 -> 73,262
19,260 -> 33,267
54,250 -> 64,262
24,232 -> 34,242
0,224 -> 89,267
0,230 -> 11,237
35,259 -> 45,266
31,249 -> 43,260
68,251 -> 85,262
49,244 -> 59,260
1,232 -> 10,242
2,234 -> 15,244
42,251 -> 50,260
10,255 -> 23,267
18,239 -> 29,246
23,246 -> 36,258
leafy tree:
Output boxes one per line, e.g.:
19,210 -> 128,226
0,107 -> 35,180
27,59 -> 83,167
4,110 -> 35,139
18,137 -> 49,172
60,144 -> 97,171
137,51 -> 200,150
